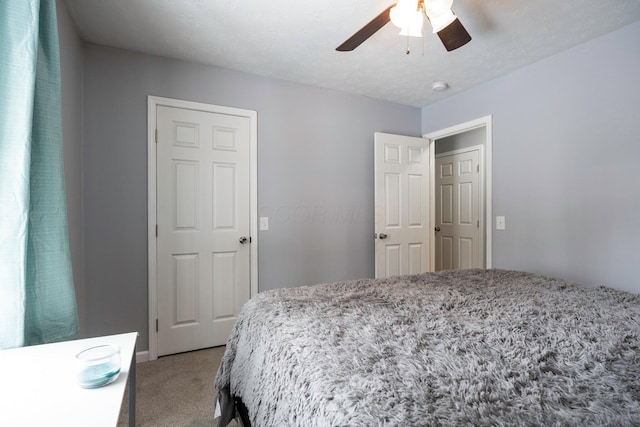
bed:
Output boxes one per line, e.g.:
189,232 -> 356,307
214,269 -> 640,426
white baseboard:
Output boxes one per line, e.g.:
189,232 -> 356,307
135,350 -> 150,363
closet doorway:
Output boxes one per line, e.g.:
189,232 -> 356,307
425,116 -> 492,270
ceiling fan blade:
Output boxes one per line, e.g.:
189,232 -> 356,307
436,17 -> 471,51
336,5 -> 394,52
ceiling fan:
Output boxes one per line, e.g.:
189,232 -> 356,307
336,0 -> 471,52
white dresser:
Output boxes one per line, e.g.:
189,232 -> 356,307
0,332 -> 137,427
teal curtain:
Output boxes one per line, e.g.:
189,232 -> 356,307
0,0 -> 78,349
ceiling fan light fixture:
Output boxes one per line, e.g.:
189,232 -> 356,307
427,9 -> 457,33
423,0 -> 457,33
397,12 -> 424,37
335,0 -> 471,52
390,0 -> 424,37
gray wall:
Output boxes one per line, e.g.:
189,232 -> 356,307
82,45 -> 421,349
57,0 -> 85,334
422,21 -> 640,294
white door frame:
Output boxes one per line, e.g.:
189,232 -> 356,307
147,95 -> 258,361
424,115 -> 492,270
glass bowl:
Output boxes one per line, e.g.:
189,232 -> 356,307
75,345 -> 121,388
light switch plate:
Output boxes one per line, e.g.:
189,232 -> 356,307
496,216 -> 506,230
259,217 -> 269,231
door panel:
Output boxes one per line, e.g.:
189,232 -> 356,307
174,161 -> 198,229
435,149 -> 480,271
173,253 -> 198,324
440,237 -> 454,270
385,245 -> 401,277
459,181 -> 473,224
385,173 -> 401,227
408,243 -> 425,274
441,183 -> 453,224
459,238 -> 473,269
374,133 -> 430,278
157,105 -> 251,356
212,163 -> 236,229
212,251 -> 236,320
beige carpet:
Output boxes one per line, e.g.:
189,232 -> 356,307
117,346 -> 227,427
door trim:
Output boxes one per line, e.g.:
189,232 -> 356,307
424,115 -> 492,271
147,95 -> 258,361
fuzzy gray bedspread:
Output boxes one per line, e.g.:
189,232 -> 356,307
214,269 -> 640,426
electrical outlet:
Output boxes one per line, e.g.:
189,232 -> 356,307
496,216 -> 506,230
259,217 -> 269,231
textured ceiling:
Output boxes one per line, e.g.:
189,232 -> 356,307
64,0 -> 640,107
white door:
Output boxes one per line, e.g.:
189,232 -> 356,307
434,149 -> 480,270
156,105 -> 251,356
374,133 -> 430,278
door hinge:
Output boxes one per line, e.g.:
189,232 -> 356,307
477,220 -> 480,228
155,129 -> 158,143
155,224 -> 158,237
477,164 -> 479,173
156,318 -> 159,332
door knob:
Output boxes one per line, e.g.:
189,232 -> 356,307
434,227 -> 441,232
239,236 -> 248,244
378,233 -> 388,239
